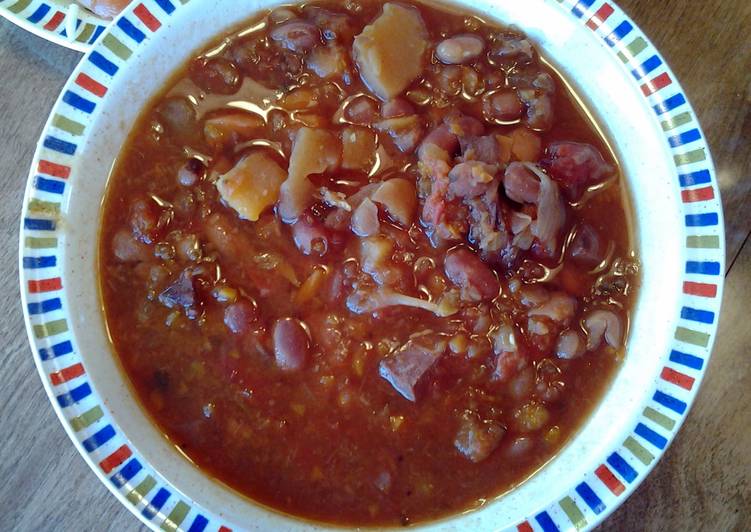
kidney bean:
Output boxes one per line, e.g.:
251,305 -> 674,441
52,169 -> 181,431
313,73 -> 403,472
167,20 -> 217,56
435,34 -> 484,64
444,247 -> 500,302
273,318 -> 310,371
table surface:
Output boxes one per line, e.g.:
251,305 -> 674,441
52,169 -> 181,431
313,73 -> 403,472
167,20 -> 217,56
1,1 -> 749,530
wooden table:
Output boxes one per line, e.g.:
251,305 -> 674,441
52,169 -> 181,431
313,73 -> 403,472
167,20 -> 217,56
0,1 -> 748,530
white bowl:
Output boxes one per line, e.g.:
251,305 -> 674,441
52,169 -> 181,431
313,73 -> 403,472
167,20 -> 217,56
19,0 -> 725,530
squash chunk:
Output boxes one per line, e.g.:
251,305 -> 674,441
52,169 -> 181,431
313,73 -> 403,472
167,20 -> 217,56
216,152 -> 286,221
278,128 -> 341,222
353,3 -> 429,100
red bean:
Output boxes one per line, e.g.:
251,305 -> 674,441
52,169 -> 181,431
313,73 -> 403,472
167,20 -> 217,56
270,20 -> 321,53
444,247 -> 500,301
272,318 -> 310,371
224,300 -> 258,335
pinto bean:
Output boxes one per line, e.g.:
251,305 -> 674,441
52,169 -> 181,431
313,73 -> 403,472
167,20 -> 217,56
444,247 -> 500,302
556,329 -> 585,359
270,20 -> 322,53
436,34 -> 484,64
273,318 -> 311,371
482,89 -> 523,123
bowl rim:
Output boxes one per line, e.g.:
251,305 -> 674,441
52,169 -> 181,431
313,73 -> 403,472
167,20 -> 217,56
0,0 -> 108,52
18,0 -> 725,530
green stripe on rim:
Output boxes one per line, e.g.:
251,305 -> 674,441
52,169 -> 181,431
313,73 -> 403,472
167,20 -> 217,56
559,496 -> 587,530
7,0 -> 32,14
33,319 -> 68,338
623,436 -> 654,465
617,37 -> 648,63
674,149 -> 707,166
53,114 -> 86,136
76,23 -> 96,43
102,34 -> 132,60
126,475 -> 157,505
28,199 -> 61,216
25,237 -> 58,249
687,235 -> 720,249
643,407 -> 676,431
70,406 -> 105,432
160,501 -> 190,531
661,111 -> 692,131
675,326 -> 710,347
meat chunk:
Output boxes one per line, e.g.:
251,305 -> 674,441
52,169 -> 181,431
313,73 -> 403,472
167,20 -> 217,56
278,128 -> 340,222
454,412 -> 505,463
378,334 -> 447,401
216,152 -> 286,221
545,142 -> 614,199
353,3 -> 429,100
444,247 -> 500,301
272,318 -> 310,371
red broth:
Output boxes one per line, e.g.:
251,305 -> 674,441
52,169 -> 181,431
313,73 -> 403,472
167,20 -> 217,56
99,0 -> 638,526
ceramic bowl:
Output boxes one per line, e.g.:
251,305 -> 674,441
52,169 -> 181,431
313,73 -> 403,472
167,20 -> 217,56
19,0 -> 724,530
0,0 -> 108,51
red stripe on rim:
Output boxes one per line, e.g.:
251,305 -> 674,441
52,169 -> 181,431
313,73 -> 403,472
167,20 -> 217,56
218,527 -> 233,532
683,281 -> 718,298
661,367 -> 695,390
49,363 -> 85,385
517,522 -> 534,532
38,159 -> 71,179
681,187 -> 714,203
595,464 -> 625,495
75,73 -> 107,97
134,4 -> 161,32
99,445 -> 132,474
28,278 -> 62,293
641,72 -> 672,96
43,11 -> 65,31
586,4 -> 614,30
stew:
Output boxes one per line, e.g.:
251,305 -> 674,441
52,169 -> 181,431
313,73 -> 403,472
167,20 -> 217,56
99,0 -> 639,526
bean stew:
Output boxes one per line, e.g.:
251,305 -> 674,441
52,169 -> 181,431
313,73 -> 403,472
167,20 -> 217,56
100,0 -> 639,526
